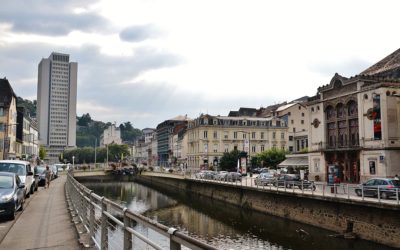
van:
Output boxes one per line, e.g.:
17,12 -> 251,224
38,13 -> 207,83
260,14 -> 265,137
0,160 -> 34,198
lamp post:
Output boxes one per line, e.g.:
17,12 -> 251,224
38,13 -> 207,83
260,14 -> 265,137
72,155 -> 75,170
2,123 -> 18,160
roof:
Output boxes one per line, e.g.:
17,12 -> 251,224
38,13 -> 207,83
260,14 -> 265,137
278,156 -> 308,168
360,48 -> 400,77
168,115 -> 191,121
276,103 -> 297,112
0,160 -> 30,165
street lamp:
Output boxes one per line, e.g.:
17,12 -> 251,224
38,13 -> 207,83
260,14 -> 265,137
72,155 -> 75,170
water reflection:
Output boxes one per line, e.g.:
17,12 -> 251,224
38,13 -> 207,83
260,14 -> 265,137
84,182 -> 395,250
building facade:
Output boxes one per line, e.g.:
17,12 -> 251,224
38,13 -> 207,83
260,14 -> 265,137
156,115 -> 190,167
37,52 -> 77,163
0,78 -> 18,160
100,124 -> 122,146
187,114 -> 288,172
308,48 -> 400,183
276,102 -> 309,153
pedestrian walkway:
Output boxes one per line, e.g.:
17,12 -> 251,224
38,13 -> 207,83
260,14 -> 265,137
0,175 -> 81,250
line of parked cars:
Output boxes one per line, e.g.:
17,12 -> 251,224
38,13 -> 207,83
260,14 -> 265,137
195,170 -> 242,182
0,160 -> 59,220
254,172 -> 316,190
355,177 -> 400,199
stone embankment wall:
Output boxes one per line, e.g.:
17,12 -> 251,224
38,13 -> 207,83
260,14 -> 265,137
132,175 -> 400,248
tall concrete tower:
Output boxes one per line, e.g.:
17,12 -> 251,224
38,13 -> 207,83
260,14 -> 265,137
37,52 -> 77,163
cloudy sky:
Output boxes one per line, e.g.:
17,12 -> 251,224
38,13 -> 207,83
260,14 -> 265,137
1,0 -> 399,129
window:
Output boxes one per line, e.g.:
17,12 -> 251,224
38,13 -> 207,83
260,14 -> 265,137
291,120 -> 294,124
224,131 -> 228,139
213,144 -> 218,153
313,159 -> 320,172
301,120 -> 304,124
252,145 -> 256,153
298,106 -> 301,110
0,108 -> 3,116
252,132 -> 256,139
243,133 -> 246,139
289,136 -> 293,141
272,132 -> 276,139
288,112 -> 291,116
0,123 -> 4,132
289,146 -> 293,152
261,145 -> 265,151
213,131 -> 217,139
204,131 -> 208,139
224,144 -> 229,152
234,132 -> 238,139
281,132 -> 284,139
261,132 -> 264,139
293,128 -> 296,132
369,161 -> 376,175
302,113 -> 304,117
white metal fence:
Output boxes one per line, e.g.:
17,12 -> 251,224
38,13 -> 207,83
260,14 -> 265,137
66,173 -> 217,250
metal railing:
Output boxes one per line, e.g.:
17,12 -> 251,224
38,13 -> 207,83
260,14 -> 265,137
65,173 -> 217,250
186,172 -> 400,206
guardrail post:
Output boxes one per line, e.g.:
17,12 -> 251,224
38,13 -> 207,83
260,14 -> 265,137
101,197 -> 108,250
168,227 -> 181,250
361,185 -> 364,201
378,186 -> 381,202
82,190 -> 88,227
89,191 -> 95,240
123,208 -> 132,250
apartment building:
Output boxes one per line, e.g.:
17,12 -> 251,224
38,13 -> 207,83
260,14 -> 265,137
156,115 -> 190,167
187,114 -> 288,171
37,52 -> 77,163
0,78 -> 18,160
308,48 -> 400,183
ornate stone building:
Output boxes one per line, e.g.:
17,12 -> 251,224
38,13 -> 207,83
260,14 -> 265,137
187,114 -> 288,171
308,48 -> 400,183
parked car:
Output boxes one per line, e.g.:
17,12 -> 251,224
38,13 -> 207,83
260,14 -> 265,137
35,166 -> 47,187
355,178 -> 400,199
254,173 -> 276,186
0,160 -> 34,198
226,172 -> 242,182
273,174 -> 315,190
216,171 -> 228,181
0,172 -> 25,219
51,165 -> 59,179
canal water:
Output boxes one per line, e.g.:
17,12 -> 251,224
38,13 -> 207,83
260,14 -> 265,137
84,181 -> 395,250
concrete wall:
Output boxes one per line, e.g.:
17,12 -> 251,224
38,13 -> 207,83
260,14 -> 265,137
133,175 -> 400,248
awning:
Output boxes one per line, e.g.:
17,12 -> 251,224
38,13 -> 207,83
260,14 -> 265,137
278,156 -> 308,168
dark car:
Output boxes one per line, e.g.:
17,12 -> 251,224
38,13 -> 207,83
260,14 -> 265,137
355,178 -> 400,199
273,174 -> 316,190
0,172 -> 25,219
254,173 -> 276,186
35,166 -> 47,187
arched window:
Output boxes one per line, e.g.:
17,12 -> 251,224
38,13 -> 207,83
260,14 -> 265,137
347,100 -> 358,117
336,103 -> 346,119
326,106 -> 335,121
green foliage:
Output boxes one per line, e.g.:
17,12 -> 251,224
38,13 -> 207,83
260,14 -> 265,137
62,144 -> 131,164
119,122 -> 142,142
256,148 -> 287,169
17,97 -> 36,117
219,149 -> 240,171
39,146 -> 47,160
77,113 -> 92,126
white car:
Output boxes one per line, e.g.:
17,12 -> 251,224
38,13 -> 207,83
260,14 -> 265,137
0,160 -> 35,198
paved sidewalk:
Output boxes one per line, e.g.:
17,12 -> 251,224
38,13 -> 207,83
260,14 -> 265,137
0,175 -> 81,250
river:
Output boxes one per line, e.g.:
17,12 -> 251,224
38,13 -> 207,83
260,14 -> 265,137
83,181 -> 395,250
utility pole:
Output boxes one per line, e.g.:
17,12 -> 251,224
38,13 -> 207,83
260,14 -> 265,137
94,138 -> 97,169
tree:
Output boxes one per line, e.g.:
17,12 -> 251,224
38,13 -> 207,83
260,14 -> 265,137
256,148 -> 287,169
219,149 -> 240,171
77,113 -> 92,126
39,146 -> 47,160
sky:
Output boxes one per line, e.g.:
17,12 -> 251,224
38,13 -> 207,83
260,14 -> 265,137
0,0 -> 399,129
